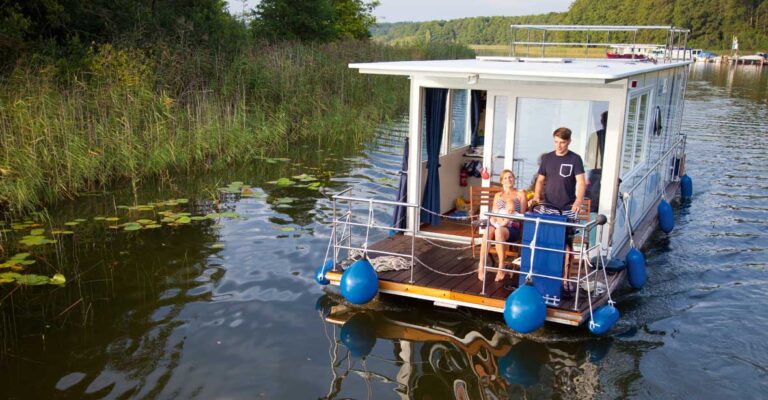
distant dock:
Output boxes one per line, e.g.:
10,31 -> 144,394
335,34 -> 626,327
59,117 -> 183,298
722,54 -> 766,66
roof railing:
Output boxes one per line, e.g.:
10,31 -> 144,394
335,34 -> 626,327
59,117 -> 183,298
509,25 -> 691,62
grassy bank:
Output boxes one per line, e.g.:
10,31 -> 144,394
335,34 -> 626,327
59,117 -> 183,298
0,41 -> 474,214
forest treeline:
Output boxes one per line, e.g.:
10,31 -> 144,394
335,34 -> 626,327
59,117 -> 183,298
371,0 -> 768,50
0,0 -> 473,213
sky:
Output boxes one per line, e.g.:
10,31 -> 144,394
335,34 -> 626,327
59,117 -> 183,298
226,0 -> 574,22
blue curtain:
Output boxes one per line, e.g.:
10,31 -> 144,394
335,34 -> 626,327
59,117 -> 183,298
470,90 -> 481,147
391,138 -> 409,233
421,88 -> 448,226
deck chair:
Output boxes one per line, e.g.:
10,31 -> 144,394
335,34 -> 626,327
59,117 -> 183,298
468,185 -> 520,260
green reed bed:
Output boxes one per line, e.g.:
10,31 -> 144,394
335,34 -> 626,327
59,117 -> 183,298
0,40 -> 474,214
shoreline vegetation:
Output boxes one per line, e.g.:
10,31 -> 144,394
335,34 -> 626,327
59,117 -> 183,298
371,0 -> 768,50
0,40 -> 474,215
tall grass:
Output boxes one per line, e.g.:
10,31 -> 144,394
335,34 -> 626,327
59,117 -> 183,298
0,41 -> 474,214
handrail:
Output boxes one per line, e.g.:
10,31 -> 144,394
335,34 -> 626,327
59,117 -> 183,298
509,24 -> 691,62
623,135 -> 686,195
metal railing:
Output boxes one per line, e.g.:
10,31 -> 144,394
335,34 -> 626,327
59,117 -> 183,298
509,25 -> 691,62
326,189 -> 615,312
328,191 -> 419,283
478,211 -> 610,310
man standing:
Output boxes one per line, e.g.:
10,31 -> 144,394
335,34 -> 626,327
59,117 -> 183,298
531,127 -> 586,293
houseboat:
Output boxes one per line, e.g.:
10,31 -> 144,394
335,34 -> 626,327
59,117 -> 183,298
315,25 -> 694,335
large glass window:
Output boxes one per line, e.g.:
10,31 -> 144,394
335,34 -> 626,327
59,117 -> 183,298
449,90 -> 469,150
514,98 -> 609,190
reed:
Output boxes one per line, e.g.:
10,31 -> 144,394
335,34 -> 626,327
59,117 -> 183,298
0,40 -> 474,214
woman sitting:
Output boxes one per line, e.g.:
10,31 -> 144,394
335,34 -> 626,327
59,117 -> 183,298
477,169 -> 528,282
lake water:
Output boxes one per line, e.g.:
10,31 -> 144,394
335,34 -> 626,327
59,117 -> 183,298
1,63 -> 767,399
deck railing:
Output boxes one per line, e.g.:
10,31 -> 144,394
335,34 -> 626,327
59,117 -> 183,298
509,25 -> 691,62
326,188 -> 617,311
328,190 -> 420,283
479,211 -> 609,310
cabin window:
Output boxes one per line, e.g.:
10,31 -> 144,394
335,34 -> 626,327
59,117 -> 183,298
621,91 -> 651,176
514,98 -> 608,189
449,89 -> 470,150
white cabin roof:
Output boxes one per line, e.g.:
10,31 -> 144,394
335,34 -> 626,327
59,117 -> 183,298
350,57 -> 692,84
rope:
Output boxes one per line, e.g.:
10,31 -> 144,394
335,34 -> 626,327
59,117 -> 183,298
525,218 -> 542,282
413,256 -> 477,277
620,193 -> 636,248
348,249 -> 476,277
421,236 -> 474,250
418,206 -> 471,221
349,249 -> 411,272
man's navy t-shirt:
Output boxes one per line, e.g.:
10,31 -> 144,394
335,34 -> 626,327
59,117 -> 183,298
538,150 -> 585,210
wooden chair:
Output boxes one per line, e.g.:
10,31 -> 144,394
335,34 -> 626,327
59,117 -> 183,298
571,197 -> 592,260
468,185 -> 521,261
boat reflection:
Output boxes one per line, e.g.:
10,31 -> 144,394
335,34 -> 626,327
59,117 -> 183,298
317,295 -> 609,399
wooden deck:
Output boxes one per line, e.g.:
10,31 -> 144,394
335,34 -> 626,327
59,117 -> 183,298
324,233 -> 625,326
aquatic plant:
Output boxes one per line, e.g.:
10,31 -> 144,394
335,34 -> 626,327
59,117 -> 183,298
0,41 -> 473,214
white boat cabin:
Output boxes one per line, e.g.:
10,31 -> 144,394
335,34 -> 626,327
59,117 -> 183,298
350,42 -> 691,258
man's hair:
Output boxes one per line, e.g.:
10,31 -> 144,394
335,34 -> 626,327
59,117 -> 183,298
553,127 -> 572,141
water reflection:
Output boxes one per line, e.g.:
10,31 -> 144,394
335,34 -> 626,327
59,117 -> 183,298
317,294 -> 609,399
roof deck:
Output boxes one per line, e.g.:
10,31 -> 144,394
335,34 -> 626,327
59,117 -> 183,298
350,57 -> 692,83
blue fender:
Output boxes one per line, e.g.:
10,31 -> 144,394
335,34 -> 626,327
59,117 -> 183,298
503,283 -> 547,333
657,199 -> 674,234
626,248 -> 647,289
589,304 -> 620,335
314,259 -> 334,285
340,259 -> 379,304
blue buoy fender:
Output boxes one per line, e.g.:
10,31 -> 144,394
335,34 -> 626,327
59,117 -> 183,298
657,199 -> 674,234
503,283 -> 547,334
626,248 -> 647,289
681,174 -> 693,199
589,304 -> 620,335
340,259 -> 379,304
315,259 -> 334,285
340,313 -> 377,358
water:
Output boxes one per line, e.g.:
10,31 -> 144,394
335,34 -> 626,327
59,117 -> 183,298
1,64 -> 767,399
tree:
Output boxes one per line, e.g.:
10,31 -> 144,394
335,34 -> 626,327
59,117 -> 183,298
251,0 -> 336,41
333,0 -> 379,40
251,0 -> 379,42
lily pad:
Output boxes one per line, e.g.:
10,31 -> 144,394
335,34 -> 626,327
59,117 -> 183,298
93,216 -> 106,221
105,217 -> 120,222
175,216 -> 192,224
144,224 -> 162,229
50,273 -> 66,285
123,223 -> 142,231
272,225 -> 296,232
136,219 -> 155,225
211,243 -> 225,249
64,221 -> 79,226
20,235 -> 56,246
292,173 -> 318,182
74,218 -> 87,222
275,197 -> 297,204
14,274 -> 50,285
30,228 -> 45,235
267,178 -> 295,187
